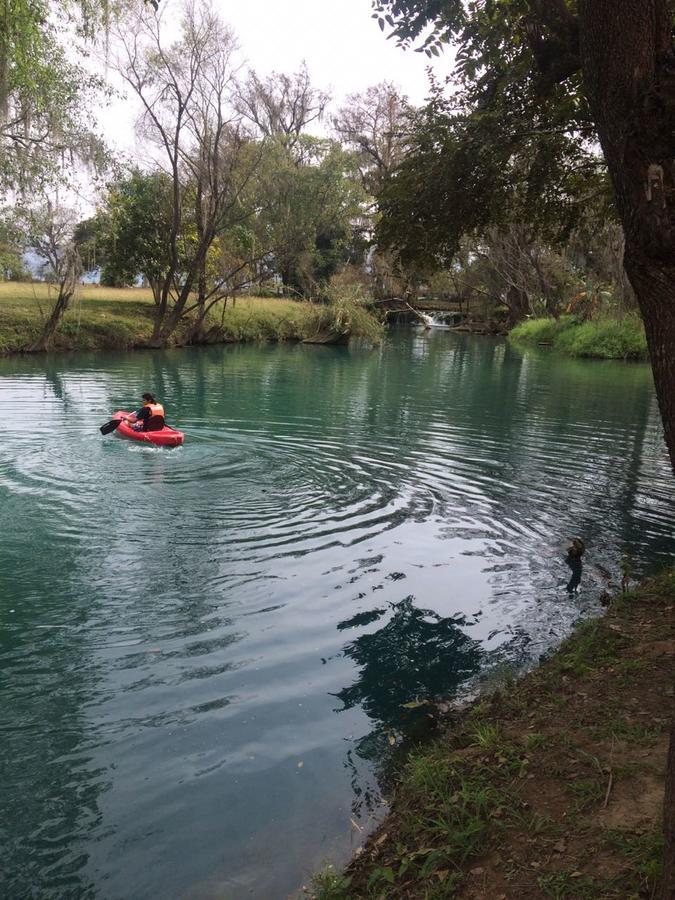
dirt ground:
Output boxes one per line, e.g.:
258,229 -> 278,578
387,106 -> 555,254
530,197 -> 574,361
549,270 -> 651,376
321,571 -> 674,900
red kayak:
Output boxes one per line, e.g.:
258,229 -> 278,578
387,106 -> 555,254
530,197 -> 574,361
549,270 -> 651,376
113,411 -> 185,447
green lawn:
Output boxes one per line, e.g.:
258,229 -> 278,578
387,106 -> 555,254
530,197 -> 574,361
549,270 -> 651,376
0,282 -> 379,353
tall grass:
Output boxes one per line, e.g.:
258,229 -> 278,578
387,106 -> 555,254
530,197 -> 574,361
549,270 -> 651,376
509,314 -> 648,360
0,283 -> 383,353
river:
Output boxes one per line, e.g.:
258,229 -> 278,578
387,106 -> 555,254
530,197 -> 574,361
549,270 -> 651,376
0,330 -> 673,899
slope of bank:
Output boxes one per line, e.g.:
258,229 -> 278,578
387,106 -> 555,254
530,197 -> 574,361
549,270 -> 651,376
0,284 -> 382,354
509,315 -> 648,360
313,570 -> 674,899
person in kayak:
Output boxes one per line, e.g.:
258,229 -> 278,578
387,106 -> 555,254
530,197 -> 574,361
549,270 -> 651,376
124,393 -> 165,432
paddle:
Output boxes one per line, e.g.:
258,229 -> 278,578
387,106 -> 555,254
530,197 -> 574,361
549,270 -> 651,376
100,416 -> 126,435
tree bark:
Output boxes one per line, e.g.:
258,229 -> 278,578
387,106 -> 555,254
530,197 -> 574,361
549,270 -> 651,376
194,172 -> 207,341
578,0 -> 675,463
624,254 -> 675,461
577,4 -> 675,895
504,284 -> 530,326
30,288 -> 74,352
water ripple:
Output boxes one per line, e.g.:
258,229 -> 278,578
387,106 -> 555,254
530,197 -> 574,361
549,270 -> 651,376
0,336 -> 673,900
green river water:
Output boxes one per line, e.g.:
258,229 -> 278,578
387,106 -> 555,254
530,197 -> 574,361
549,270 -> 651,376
0,330 -> 673,900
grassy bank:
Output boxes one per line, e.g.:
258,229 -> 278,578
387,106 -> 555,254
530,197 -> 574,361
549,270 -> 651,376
509,315 -> 648,360
0,283 -> 383,354
312,570 -> 674,899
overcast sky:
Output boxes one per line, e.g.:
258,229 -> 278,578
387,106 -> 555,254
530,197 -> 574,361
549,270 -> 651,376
213,0 -> 442,102
96,0 -> 449,157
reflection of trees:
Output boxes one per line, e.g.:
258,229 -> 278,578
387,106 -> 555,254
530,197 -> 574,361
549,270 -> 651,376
333,595 -> 482,795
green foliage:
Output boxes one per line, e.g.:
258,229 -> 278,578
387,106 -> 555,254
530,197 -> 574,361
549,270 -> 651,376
550,621 -> 627,677
371,0 -> 612,271
602,829 -> 663,892
0,284 -> 383,352
509,315 -> 648,360
403,747 -> 502,862
308,285 -> 384,344
376,83 -> 609,269
0,217 -> 28,281
471,722 -> 501,751
509,317 -> 566,345
253,138 -> 367,295
0,284 -> 153,353
82,170 -> 174,290
311,865 -> 352,900
0,251 -> 28,282
537,871 -> 609,899
0,1 -> 110,195
553,316 -> 647,360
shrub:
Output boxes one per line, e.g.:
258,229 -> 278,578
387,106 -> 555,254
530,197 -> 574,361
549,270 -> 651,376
553,314 -> 647,359
509,317 -> 568,345
509,314 -> 648,360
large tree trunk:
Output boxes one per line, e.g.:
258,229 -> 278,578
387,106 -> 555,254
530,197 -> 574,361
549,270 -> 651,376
624,254 -> 675,460
504,284 -> 530,326
579,0 -> 675,465
578,4 -> 675,896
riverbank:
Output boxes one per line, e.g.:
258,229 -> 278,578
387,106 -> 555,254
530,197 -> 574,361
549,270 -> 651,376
312,570 -> 674,899
509,315 -> 648,361
0,283 -> 383,354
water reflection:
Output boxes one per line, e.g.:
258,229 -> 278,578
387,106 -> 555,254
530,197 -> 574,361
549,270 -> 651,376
334,595 -> 483,788
0,333 -> 673,900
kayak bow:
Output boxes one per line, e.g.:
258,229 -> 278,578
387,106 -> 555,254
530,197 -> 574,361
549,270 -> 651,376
112,411 -> 185,447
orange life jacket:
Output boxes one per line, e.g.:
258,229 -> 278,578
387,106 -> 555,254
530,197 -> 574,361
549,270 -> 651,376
143,401 -> 165,431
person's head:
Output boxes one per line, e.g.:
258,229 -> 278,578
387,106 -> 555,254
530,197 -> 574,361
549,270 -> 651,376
142,392 -> 156,404
568,537 -> 585,557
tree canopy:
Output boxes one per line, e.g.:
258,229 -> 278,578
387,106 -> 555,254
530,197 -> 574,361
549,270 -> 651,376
372,0 -> 675,459
0,1 -> 130,195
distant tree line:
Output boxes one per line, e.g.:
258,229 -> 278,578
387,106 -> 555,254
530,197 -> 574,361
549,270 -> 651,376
0,0 -> 664,355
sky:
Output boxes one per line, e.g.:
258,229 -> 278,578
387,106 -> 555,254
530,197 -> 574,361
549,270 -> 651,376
96,0 -> 449,157
211,0 -> 443,103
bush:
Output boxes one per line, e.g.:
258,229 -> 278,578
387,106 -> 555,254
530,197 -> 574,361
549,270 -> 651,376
509,317 -> 566,345
304,285 -> 384,344
553,314 -> 647,359
509,314 -> 648,360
